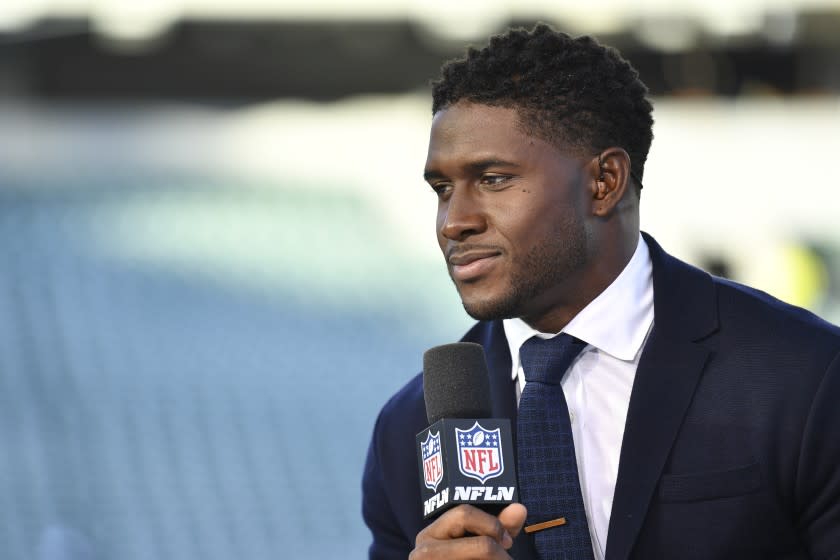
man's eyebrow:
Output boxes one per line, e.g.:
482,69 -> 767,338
423,159 -> 520,181
467,158 -> 520,172
423,169 -> 445,182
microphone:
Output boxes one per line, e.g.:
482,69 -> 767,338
417,342 -> 518,519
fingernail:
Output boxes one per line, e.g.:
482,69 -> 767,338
502,530 -> 512,548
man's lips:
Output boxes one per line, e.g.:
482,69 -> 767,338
447,249 -> 502,281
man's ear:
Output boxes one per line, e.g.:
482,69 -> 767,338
590,147 -> 632,217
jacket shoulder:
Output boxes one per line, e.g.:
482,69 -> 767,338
713,275 -> 840,350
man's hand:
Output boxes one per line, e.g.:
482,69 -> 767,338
409,503 -> 528,559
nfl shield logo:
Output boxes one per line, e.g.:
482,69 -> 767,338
456,421 -> 504,484
421,431 -> 443,492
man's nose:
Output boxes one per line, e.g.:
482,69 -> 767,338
439,188 -> 487,242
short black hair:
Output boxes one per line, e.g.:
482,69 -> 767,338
431,24 -> 654,194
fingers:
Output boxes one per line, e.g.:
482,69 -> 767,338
410,504 -> 528,560
497,503 -> 528,539
411,534 -> 510,560
426,504 -> 510,542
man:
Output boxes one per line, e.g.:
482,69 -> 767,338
362,24 -> 840,560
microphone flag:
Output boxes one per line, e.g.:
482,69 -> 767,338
416,418 -> 517,519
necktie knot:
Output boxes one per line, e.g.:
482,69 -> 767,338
520,333 -> 586,384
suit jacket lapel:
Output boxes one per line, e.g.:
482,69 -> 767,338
605,233 -> 718,560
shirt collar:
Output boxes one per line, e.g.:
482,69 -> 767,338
503,235 -> 654,379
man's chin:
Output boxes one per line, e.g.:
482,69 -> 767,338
459,294 -> 519,322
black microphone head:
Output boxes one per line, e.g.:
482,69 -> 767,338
423,342 -> 492,424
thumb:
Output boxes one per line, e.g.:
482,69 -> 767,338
498,503 -> 528,545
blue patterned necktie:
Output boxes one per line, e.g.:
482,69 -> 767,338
517,334 -> 594,560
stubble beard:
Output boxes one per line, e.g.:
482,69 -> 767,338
452,218 -> 588,322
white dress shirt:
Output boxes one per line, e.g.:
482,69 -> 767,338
503,235 -> 654,560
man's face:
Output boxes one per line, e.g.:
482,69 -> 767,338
424,102 -> 595,328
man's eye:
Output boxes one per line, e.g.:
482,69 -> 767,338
430,183 -> 452,197
481,175 -> 510,187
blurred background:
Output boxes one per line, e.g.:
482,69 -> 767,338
1,1 -> 839,558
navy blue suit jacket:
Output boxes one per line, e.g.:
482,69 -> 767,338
362,234 -> 840,559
